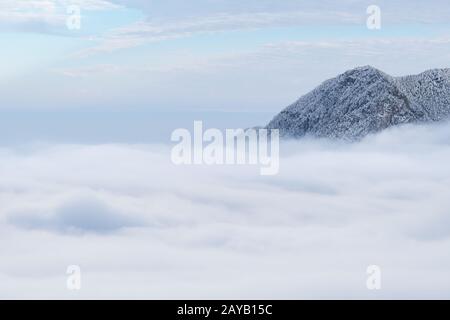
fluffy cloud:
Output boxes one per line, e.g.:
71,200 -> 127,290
1,122 -> 450,298
8,196 -> 140,234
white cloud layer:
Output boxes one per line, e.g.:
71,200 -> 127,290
1,122 -> 450,298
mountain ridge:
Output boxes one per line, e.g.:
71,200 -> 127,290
266,66 -> 450,140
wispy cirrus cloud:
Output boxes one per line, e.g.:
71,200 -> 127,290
109,0 -> 450,24
73,10 -> 363,57
53,64 -> 124,77
73,0 -> 450,57
0,0 -> 120,33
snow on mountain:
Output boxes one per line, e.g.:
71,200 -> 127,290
266,66 -> 450,140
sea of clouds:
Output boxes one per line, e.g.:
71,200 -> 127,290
1,122 -> 450,299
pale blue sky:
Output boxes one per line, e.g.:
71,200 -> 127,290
1,0 -> 450,113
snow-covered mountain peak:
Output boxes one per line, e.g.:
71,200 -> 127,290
267,66 -> 450,140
